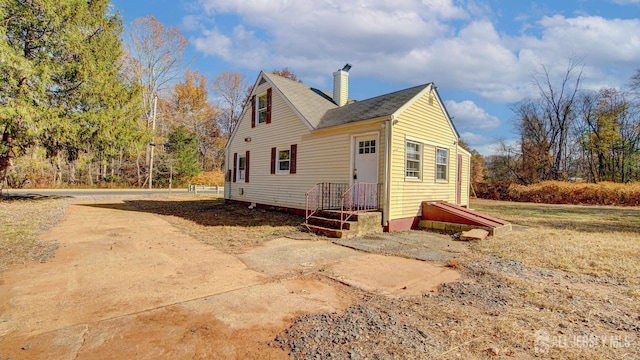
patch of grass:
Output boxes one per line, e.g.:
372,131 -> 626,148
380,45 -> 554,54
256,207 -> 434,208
471,199 -> 640,232
126,195 -> 305,253
471,199 -> 640,286
0,196 -> 69,269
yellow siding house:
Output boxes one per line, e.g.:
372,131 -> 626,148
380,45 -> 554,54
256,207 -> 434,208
225,65 -> 471,232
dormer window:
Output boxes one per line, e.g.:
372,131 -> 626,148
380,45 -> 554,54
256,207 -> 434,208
251,88 -> 272,128
257,93 -> 268,124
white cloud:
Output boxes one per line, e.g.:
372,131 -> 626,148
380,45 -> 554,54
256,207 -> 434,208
188,0 -> 640,104
516,15 -> 640,93
445,100 -> 500,130
192,27 -> 232,59
192,25 -> 269,67
460,131 -> 488,145
181,15 -> 202,32
191,0 -> 464,73
459,132 -> 503,155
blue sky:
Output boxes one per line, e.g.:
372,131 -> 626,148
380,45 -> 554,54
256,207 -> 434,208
110,0 -> 640,154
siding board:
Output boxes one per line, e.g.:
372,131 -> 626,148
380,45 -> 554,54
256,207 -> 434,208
389,89 -> 468,220
226,81 -> 386,210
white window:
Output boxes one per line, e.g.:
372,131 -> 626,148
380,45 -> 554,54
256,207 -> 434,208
238,156 -> 246,180
436,148 -> 448,181
257,93 -> 267,124
278,149 -> 290,173
405,141 -> 421,179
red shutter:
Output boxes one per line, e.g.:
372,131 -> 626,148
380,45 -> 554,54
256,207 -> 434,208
233,152 -> 237,182
290,144 -> 297,174
270,147 -> 276,174
251,95 -> 256,128
245,150 -> 250,183
266,88 -> 272,124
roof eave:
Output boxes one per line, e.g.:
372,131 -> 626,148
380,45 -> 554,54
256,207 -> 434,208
312,115 -> 392,133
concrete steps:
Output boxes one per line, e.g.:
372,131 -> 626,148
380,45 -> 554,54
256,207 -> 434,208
304,211 -> 382,238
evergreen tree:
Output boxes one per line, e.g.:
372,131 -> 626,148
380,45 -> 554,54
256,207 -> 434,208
0,0 -> 144,187
165,125 -> 201,180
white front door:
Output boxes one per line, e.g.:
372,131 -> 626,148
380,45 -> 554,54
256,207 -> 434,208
354,135 -> 378,184
352,135 -> 379,209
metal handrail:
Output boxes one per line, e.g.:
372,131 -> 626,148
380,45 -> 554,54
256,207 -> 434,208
306,182 -> 381,230
305,183 -> 321,223
339,182 -> 381,230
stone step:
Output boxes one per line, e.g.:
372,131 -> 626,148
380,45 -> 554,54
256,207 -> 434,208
307,216 -> 356,231
316,210 -> 363,222
304,224 -> 349,238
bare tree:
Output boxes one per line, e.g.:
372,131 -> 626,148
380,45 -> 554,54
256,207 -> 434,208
126,16 -> 187,126
124,16 -> 187,187
210,71 -> 248,137
630,68 -> 640,95
510,58 -> 584,183
534,59 -> 583,180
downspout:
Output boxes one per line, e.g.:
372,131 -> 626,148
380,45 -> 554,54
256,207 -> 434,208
383,117 -> 392,228
225,144 -> 231,199
466,145 -> 471,206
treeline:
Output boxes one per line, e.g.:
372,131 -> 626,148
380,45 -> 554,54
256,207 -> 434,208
477,59 -> 640,186
1,1 -> 247,189
465,59 -> 640,205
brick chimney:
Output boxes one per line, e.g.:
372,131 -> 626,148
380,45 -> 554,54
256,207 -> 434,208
333,63 -> 352,107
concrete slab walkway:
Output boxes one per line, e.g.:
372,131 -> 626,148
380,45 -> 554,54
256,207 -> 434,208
0,199 -> 459,359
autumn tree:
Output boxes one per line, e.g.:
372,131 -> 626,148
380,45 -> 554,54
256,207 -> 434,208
272,67 -> 301,82
167,69 -> 219,169
578,88 -> 640,182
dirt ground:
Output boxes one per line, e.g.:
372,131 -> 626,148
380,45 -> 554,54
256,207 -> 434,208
0,197 -> 461,359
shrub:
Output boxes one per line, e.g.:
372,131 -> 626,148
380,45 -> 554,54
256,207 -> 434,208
476,181 -> 640,206
188,170 -> 225,186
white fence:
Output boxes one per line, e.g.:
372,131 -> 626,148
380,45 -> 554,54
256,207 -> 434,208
187,185 -> 224,194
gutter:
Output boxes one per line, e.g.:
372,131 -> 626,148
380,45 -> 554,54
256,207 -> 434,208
225,141 -> 230,199
310,116 -> 390,134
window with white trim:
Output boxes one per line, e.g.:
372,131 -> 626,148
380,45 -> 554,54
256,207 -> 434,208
257,93 -> 267,124
237,155 -> 246,181
405,141 -> 421,179
436,148 -> 448,181
277,148 -> 290,173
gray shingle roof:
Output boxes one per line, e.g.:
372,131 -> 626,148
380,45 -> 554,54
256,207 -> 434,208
316,84 -> 429,129
262,72 -> 430,130
262,72 -> 337,129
